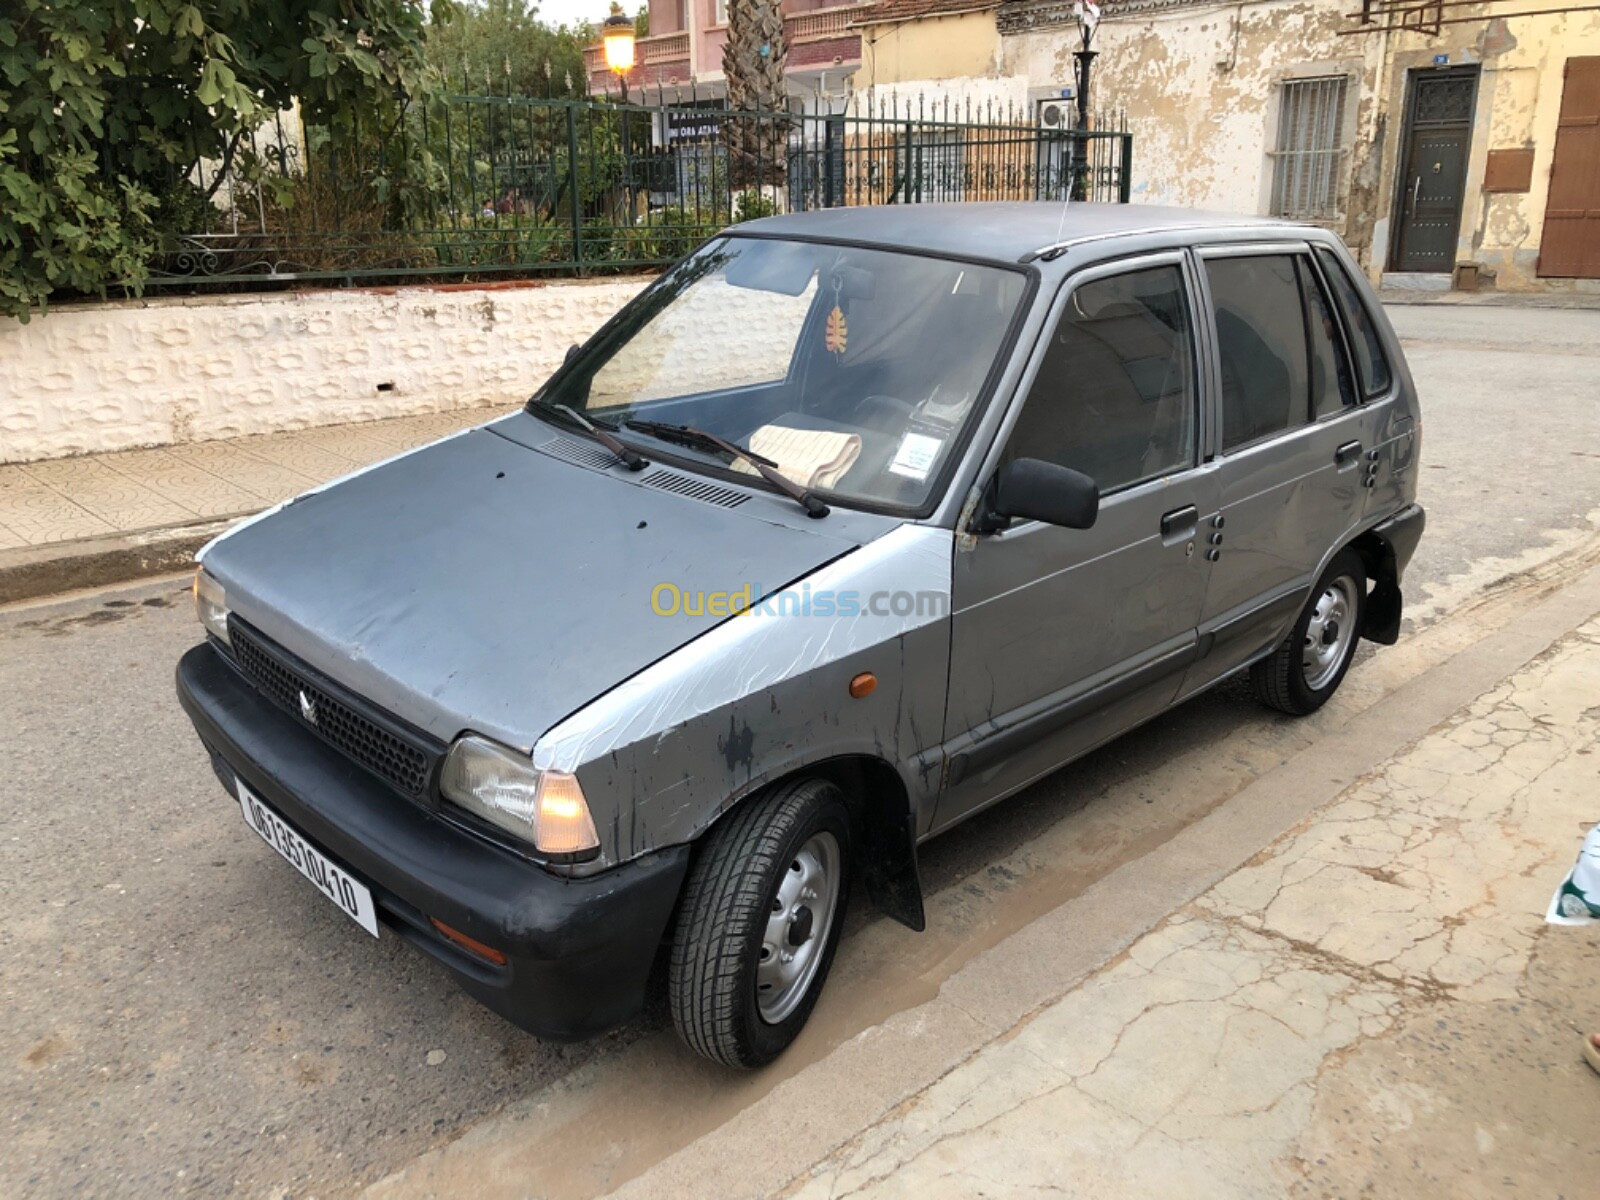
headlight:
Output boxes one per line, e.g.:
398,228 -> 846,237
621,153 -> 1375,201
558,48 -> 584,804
439,736 -> 600,859
193,567 -> 231,646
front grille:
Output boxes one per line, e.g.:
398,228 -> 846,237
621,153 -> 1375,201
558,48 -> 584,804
228,620 -> 434,797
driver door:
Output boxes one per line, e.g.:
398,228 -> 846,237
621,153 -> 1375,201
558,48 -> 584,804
933,254 -> 1217,833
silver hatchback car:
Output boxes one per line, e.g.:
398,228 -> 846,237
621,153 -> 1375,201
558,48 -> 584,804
178,204 -> 1423,1067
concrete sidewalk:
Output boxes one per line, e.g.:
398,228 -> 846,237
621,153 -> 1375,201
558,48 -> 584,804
784,618 -> 1600,1198
0,408 -> 494,602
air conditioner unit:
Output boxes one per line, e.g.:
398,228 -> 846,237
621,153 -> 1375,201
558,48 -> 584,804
1037,98 -> 1073,129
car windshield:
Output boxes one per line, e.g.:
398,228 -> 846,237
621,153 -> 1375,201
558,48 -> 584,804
530,236 -> 1029,511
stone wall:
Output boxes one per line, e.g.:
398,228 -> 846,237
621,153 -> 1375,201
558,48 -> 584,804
0,278 -> 649,465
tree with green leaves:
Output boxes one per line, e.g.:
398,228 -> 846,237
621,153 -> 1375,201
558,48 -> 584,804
0,0 -> 451,321
423,0 -> 588,98
721,0 -> 788,189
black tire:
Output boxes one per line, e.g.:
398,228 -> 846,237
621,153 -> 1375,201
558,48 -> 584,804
1252,548 -> 1367,716
668,777 -> 852,1068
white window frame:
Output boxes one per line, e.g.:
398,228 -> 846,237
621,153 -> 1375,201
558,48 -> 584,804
1269,75 -> 1352,223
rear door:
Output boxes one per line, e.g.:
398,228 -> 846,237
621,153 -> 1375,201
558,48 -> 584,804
1178,247 -> 1368,695
1312,244 -> 1414,521
934,254 -> 1216,832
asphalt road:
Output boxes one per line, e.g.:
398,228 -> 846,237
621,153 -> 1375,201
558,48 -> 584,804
3,303 -> 1598,1198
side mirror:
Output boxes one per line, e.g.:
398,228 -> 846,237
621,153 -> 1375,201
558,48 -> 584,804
564,343 -> 581,364
984,458 -> 1099,531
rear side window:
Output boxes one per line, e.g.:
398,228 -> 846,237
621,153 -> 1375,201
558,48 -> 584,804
1005,265 -> 1197,494
1206,255 -> 1310,452
1315,246 -> 1392,398
1300,259 -> 1357,418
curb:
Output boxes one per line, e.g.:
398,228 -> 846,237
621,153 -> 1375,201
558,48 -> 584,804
0,516 -> 243,607
1377,289 -> 1600,309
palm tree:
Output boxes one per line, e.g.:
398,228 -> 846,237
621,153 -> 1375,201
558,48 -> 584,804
721,0 -> 788,189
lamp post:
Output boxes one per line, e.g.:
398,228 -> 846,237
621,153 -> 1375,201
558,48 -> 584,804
603,4 -> 639,224
1070,0 -> 1100,201
602,3 -> 636,103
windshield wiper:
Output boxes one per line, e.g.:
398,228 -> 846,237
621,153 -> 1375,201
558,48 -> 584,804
623,420 -> 829,519
534,401 -> 648,471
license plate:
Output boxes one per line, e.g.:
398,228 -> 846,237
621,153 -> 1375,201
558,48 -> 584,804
237,782 -> 379,938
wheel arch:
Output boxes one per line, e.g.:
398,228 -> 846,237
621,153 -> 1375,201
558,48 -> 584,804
692,753 -> 927,933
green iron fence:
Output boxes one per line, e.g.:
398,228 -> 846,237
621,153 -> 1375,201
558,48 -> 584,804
149,93 -> 1131,289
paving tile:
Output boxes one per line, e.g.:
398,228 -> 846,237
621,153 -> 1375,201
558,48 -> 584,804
405,410 -> 495,443
290,425 -> 398,464
160,441 -> 318,503
97,447 -> 278,517
19,457 -> 195,531
0,467 -> 117,544
347,422 -> 428,455
0,521 -> 27,550
231,433 -> 365,480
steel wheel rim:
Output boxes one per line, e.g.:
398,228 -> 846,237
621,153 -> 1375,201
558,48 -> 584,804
1303,575 -> 1358,691
755,831 -> 841,1024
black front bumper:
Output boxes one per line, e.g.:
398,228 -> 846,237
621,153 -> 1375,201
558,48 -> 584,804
176,642 -> 691,1040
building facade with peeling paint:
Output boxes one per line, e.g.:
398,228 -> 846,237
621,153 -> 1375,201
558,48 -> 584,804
859,0 -> 1600,291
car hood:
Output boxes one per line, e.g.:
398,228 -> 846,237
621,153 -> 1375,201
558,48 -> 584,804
202,419 -> 887,752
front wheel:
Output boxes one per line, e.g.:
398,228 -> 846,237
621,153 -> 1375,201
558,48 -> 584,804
668,778 -> 851,1068
1252,548 -> 1367,715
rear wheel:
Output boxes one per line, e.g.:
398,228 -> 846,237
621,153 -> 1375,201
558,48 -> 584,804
1252,548 -> 1367,715
668,778 -> 851,1068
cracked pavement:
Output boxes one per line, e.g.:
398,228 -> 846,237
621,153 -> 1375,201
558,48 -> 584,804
785,621 -> 1600,1200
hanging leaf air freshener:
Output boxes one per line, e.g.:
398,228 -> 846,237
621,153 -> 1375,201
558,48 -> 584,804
824,276 -> 848,358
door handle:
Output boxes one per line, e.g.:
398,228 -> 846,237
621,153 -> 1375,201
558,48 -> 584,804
1335,440 -> 1363,467
1411,174 -> 1422,211
1159,504 -> 1198,538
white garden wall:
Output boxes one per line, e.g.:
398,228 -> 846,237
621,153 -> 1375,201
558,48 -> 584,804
0,278 -> 650,464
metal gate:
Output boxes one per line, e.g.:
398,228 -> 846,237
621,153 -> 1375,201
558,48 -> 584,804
1540,56 -> 1600,279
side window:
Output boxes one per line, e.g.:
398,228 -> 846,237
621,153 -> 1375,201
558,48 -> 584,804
1314,246 -> 1393,398
1206,255 -> 1310,453
1299,258 -> 1357,418
1004,265 -> 1197,495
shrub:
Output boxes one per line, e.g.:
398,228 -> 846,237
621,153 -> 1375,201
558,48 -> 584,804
633,208 -> 713,262
733,189 -> 781,222
0,0 -> 446,321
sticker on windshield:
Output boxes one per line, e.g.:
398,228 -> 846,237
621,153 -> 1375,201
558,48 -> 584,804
888,432 -> 942,481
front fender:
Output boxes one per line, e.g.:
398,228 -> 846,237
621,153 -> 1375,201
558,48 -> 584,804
572,617 -> 949,863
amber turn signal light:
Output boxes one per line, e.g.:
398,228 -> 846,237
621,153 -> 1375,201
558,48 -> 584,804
849,672 -> 877,698
429,917 -> 508,965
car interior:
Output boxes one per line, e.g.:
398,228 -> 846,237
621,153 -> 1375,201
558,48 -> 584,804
1003,266 -> 1195,494
568,240 -> 1026,507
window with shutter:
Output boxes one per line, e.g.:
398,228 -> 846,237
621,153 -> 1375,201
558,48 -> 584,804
1271,76 -> 1351,221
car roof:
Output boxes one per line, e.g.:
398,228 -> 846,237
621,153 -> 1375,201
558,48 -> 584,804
734,202 -> 1297,263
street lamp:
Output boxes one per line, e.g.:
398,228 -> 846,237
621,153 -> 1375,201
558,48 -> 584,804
1070,0 -> 1100,200
602,3 -> 636,103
